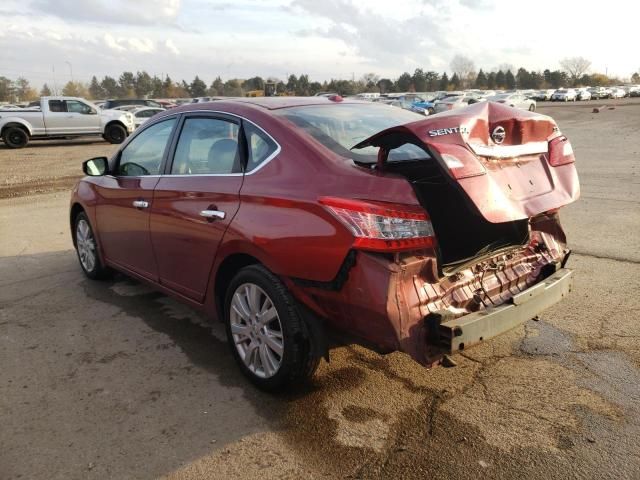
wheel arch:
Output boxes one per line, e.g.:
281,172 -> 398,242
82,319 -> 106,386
104,120 -> 127,132
213,253 -> 261,320
1,121 -> 32,138
69,202 -> 86,247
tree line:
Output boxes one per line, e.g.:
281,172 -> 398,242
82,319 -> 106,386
1,56 -> 638,102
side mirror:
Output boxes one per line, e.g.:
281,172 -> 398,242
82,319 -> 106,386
83,157 -> 109,176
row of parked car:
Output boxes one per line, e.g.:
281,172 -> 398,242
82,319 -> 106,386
359,83 -> 640,117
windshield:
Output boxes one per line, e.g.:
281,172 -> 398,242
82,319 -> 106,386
274,103 -> 427,164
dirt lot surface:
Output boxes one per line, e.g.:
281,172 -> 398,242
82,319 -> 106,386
1,100 -> 639,479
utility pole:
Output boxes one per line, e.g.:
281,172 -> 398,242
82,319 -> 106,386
52,64 -> 58,95
65,61 -> 73,82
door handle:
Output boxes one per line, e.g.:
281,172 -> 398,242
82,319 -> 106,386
132,200 -> 149,209
200,209 -> 225,220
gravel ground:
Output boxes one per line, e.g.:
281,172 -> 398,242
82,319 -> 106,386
1,100 -> 639,479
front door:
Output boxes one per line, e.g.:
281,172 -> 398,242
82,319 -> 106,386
95,117 -> 177,280
150,115 -> 244,301
45,99 -> 101,135
64,99 -> 101,134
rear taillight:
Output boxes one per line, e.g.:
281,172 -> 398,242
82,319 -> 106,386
430,144 -> 486,179
319,197 -> 436,252
548,136 -> 575,167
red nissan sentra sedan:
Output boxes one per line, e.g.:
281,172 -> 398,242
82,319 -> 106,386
70,97 -> 579,391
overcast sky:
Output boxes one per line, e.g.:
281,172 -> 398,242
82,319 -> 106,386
1,0 -> 637,87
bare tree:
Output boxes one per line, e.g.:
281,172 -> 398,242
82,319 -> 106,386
560,57 -> 591,84
450,55 -> 476,88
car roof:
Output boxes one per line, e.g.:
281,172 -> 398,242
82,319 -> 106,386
170,96 -> 368,112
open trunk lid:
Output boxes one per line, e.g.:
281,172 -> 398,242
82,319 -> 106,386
353,101 -> 580,223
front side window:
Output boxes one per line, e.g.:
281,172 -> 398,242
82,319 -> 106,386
66,100 -> 94,114
171,117 -> 240,175
117,118 -> 176,176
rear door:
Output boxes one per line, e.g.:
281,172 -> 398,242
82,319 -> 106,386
95,117 -> 177,280
149,114 -> 244,301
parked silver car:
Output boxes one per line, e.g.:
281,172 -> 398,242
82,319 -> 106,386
487,93 -> 536,111
433,92 -> 483,113
551,89 -> 577,102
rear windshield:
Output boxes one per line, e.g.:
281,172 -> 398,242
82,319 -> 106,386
273,104 -> 428,164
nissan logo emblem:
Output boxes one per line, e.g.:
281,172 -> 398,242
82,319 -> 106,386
492,126 -> 506,144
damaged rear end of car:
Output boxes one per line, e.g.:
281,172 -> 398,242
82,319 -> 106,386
294,102 -> 579,366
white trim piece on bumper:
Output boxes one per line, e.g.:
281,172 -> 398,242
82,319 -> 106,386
439,268 -> 573,353
467,141 -> 548,158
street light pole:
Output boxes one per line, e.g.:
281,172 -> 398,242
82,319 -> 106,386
65,61 -> 73,82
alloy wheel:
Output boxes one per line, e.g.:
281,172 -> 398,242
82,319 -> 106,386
229,283 -> 284,379
76,219 -> 96,272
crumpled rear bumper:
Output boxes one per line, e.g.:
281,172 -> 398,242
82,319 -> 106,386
438,268 -> 572,353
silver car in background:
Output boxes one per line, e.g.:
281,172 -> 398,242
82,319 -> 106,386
433,92 -> 483,113
551,89 -> 577,102
487,93 -> 536,111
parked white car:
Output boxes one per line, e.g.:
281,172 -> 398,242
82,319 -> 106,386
551,89 -> 577,102
487,93 -> 536,111
130,107 -> 165,128
576,88 -> 592,101
610,88 -> 625,99
433,92 -> 484,113
0,96 -> 134,148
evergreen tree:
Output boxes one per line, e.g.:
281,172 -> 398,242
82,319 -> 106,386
425,71 -> 439,91
40,83 -> 52,96
475,69 -> 487,89
189,75 -> 207,97
487,72 -> 497,90
439,72 -> 449,90
495,70 -> 506,89
396,72 -> 413,91
412,68 -> 427,92
100,76 -> 119,97
450,73 -> 461,89
209,77 -> 224,96
134,71 -> 153,98
505,70 -> 516,89
88,76 -> 104,99
286,74 -> 298,93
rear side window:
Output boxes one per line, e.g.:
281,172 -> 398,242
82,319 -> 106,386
48,100 -> 65,112
274,104 -> 423,164
244,122 -> 278,172
117,118 -> 176,176
171,117 -> 240,175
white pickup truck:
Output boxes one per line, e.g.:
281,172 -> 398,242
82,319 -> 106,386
0,96 -> 135,148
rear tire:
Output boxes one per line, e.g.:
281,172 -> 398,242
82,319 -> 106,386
2,126 -> 29,149
73,212 -> 111,280
104,123 -> 127,144
528,104 -> 536,112
224,265 -> 319,392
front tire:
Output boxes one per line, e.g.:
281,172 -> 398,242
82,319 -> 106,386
74,212 -> 110,279
2,126 -> 29,149
224,265 -> 319,392
528,103 -> 536,111
104,123 -> 127,144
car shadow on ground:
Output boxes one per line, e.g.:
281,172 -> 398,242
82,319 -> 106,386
0,138 -> 108,149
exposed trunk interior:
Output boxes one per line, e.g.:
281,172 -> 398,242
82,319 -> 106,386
383,159 -> 529,266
